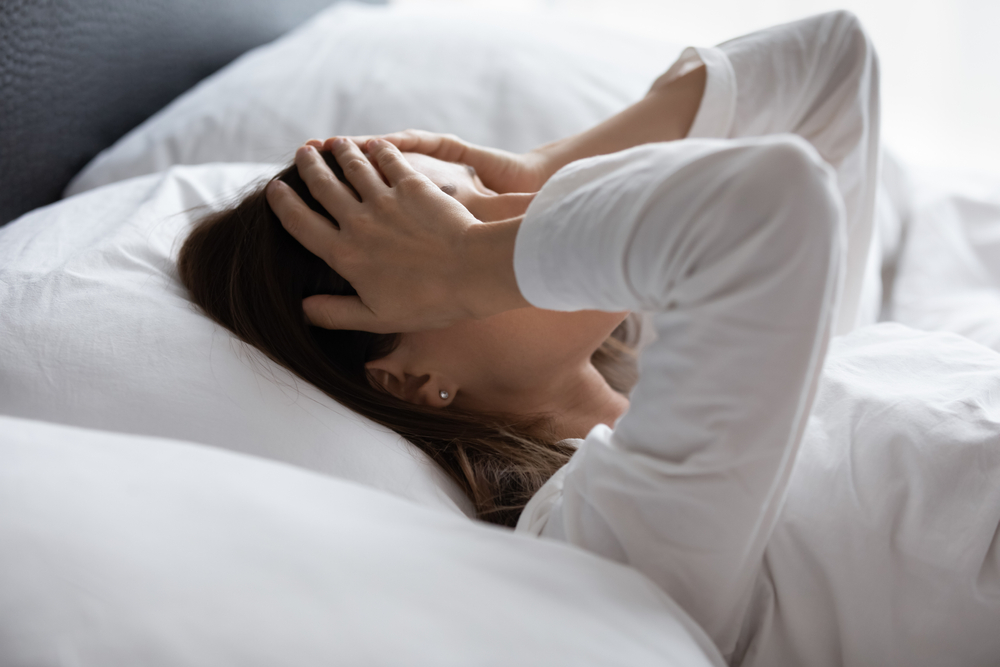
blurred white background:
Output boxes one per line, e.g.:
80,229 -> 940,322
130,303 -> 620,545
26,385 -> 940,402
395,0 -> 1000,178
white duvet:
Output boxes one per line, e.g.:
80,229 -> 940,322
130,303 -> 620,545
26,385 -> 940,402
753,324 -> 1000,664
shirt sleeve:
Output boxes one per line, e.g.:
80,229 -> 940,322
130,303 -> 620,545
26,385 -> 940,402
513,136 -> 843,659
668,11 -> 882,332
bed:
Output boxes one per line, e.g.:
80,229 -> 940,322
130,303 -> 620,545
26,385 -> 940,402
2,1 -> 999,665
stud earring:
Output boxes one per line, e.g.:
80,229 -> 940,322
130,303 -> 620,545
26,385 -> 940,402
439,390 -> 450,400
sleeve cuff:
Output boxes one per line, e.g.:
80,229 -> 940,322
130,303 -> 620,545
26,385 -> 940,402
512,155 -> 632,312
512,193 -> 557,309
684,46 -> 737,139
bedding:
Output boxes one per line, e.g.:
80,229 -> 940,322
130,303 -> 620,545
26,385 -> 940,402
4,3 -> 1000,663
65,3 -> 684,196
0,414 -> 723,666
891,166 -> 1000,352
751,323 -> 1000,665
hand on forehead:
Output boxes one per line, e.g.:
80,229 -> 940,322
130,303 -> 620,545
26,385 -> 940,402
401,152 -> 492,203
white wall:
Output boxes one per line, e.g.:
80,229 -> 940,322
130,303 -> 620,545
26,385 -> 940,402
394,0 -> 1000,178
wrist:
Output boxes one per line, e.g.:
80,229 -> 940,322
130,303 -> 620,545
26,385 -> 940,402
460,217 -> 531,320
527,143 -> 568,189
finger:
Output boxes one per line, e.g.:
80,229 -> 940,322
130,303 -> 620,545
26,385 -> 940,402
342,135 -> 376,150
295,144 -> 362,219
373,131 -> 428,152
328,138 -> 389,202
303,294 -> 395,333
266,179 -> 340,269
376,131 -> 468,163
305,138 -> 324,149
366,139 -> 420,186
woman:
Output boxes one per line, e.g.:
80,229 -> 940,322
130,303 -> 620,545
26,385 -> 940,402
180,11 -> 1000,667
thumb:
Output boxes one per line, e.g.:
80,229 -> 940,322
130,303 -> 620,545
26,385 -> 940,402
303,294 -> 390,333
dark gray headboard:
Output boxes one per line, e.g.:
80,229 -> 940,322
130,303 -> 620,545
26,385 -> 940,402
0,0 -> 384,226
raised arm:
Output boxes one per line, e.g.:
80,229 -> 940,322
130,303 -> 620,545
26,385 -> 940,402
514,137 -> 843,660
360,11 -> 879,333
272,124 -> 843,662
339,64 -> 707,195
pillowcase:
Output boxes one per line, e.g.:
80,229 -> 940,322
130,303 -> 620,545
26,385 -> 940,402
65,2 -> 683,195
0,414 -> 723,666
0,163 -> 471,515
890,166 -> 1000,352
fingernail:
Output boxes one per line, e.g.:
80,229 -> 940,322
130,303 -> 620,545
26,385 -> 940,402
368,138 -> 383,149
332,137 -> 346,148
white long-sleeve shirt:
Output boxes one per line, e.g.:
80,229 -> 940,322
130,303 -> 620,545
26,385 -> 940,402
514,12 -> 1000,667
514,135 -> 842,662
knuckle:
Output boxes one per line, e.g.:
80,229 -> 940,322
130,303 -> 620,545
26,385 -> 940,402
379,150 -> 402,165
394,177 -> 417,196
342,157 -> 369,175
281,213 -> 301,236
314,167 -> 338,184
397,174 -> 427,193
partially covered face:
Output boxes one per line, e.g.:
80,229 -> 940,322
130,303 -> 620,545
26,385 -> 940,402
365,153 -> 629,427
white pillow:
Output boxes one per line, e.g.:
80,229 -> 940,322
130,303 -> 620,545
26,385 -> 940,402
6,3 -> 683,515
65,2 -> 683,195
891,166 -> 1000,352
0,163 -> 470,515
0,414 -> 723,666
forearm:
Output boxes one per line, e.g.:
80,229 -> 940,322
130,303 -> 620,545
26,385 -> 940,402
461,216 -> 531,319
516,137 -> 842,656
532,65 -> 706,182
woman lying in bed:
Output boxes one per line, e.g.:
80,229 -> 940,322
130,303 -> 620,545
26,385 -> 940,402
178,11 -> 1000,667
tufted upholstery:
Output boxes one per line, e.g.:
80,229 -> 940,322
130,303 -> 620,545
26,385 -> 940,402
0,0 -> 381,226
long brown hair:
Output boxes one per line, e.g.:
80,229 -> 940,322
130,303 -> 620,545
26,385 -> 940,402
177,151 -> 638,526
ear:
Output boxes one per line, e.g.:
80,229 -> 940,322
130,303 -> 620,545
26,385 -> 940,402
410,377 -> 458,408
365,358 -> 457,408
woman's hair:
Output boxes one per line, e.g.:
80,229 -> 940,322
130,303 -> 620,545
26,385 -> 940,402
177,151 -> 639,526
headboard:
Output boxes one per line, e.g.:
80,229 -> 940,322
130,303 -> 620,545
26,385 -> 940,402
0,0 -> 384,227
